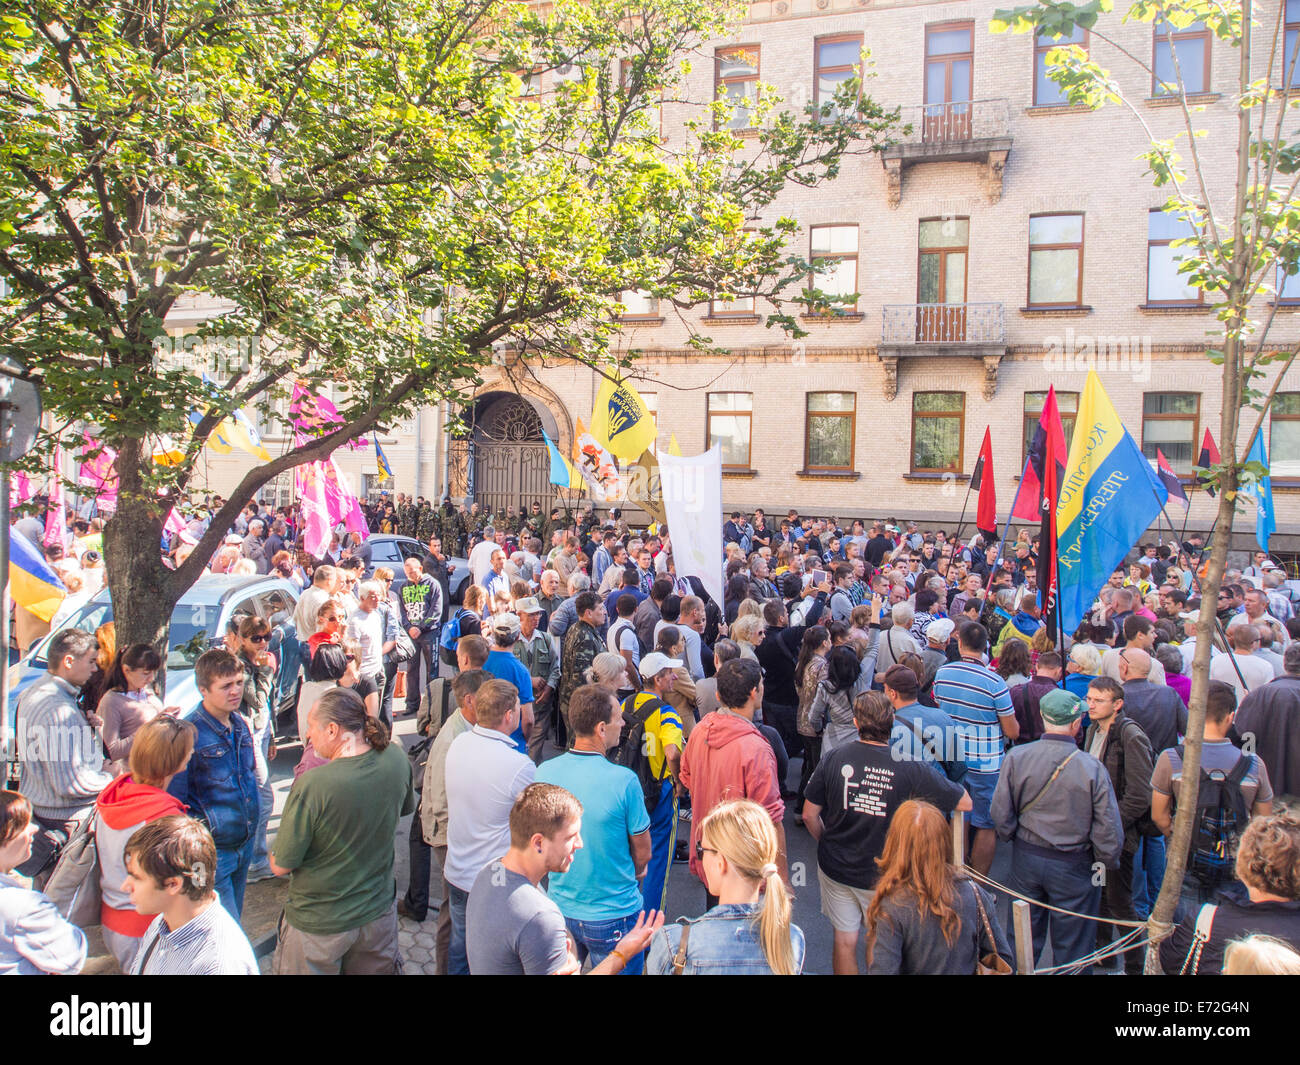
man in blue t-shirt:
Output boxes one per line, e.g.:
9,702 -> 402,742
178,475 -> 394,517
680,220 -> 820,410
536,684 -> 652,974
932,622 -> 1018,875
485,614 -> 536,755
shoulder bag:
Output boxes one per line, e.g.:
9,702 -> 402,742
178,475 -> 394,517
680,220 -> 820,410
969,880 -> 1012,975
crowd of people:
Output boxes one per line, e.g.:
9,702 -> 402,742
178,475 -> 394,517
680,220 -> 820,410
4,492 -> 1300,976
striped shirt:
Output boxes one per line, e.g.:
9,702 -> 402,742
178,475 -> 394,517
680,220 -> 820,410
16,674 -> 114,820
931,658 -> 1014,774
129,899 -> 258,975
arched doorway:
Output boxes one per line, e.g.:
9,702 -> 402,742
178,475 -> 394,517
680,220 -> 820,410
450,392 -> 553,516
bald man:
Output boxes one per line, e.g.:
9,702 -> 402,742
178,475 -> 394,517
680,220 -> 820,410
1117,648 -> 1187,755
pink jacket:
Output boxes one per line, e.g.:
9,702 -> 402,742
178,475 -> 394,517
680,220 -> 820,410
679,711 -> 783,883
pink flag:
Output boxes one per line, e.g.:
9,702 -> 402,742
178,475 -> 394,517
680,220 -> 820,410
164,507 -> 187,538
321,458 -> 369,540
44,452 -> 68,549
79,433 -> 119,512
9,470 -> 34,510
289,383 -> 366,449
298,462 -> 332,559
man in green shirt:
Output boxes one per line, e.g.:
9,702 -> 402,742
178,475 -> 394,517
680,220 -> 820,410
271,687 -> 415,974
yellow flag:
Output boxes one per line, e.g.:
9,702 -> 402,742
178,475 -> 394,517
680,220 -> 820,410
592,375 -> 657,462
667,434 -> 682,457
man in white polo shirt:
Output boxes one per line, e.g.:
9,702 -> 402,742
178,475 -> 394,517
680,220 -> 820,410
442,678 -> 535,975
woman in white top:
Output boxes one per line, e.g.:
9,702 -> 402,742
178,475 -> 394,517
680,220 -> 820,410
0,791 -> 87,975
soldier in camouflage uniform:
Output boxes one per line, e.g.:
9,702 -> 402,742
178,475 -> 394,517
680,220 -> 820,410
396,496 -> 418,539
556,591 -> 607,736
415,500 -> 437,544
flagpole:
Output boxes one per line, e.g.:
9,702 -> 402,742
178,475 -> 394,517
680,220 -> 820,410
945,472 -> 977,575
987,459 -> 1030,590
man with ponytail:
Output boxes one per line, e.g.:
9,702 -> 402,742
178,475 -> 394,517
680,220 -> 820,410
271,688 -> 415,974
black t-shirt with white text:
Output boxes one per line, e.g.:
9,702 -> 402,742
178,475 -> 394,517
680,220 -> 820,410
805,741 -> 965,889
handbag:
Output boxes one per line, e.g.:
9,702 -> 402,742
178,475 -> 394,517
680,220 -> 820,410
969,881 -> 1012,975
43,811 -> 102,927
391,632 -> 417,664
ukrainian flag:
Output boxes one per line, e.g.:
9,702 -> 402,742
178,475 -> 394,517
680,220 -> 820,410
592,375 -> 657,462
374,434 -> 393,482
11,528 -> 66,622
542,429 -> 581,489
1055,371 -> 1167,633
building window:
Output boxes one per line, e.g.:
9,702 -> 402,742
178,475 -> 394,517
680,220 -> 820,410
707,392 -> 753,468
1278,264 -> 1300,303
1028,213 -> 1084,307
814,34 -> 862,121
924,22 -> 973,141
1287,0 -> 1300,87
1147,209 -> 1202,305
642,392 -> 660,454
1153,19 -> 1211,96
911,392 -> 964,473
808,224 -> 859,312
1022,391 -> 1079,465
1272,393 -> 1300,477
805,392 -> 856,470
1034,25 -> 1087,106
711,228 -> 757,316
1142,392 -> 1200,475
715,46 -> 759,130
618,290 -> 659,320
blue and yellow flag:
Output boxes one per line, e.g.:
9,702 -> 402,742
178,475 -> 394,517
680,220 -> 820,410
592,374 -> 657,462
1055,371 -> 1167,634
374,434 -> 393,482
11,528 -> 66,623
542,429 -> 581,489
1241,430 -> 1276,552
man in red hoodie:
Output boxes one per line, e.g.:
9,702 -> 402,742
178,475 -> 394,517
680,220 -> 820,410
679,658 -> 787,908
95,715 -> 196,970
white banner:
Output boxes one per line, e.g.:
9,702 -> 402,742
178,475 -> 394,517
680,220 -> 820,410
658,445 -> 723,610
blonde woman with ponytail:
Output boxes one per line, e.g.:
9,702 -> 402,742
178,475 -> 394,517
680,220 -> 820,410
645,799 -> 804,975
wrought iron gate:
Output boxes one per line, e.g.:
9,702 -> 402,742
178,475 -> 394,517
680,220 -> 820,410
448,395 -> 555,516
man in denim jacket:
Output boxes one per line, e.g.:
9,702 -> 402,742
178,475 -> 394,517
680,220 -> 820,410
168,649 -> 260,918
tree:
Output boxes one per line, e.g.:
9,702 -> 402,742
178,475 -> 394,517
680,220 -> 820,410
992,0 -> 1298,967
0,0 -> 896,655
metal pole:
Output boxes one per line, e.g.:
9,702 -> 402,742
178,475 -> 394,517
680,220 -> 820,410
0,404 -> 11,782
945,473 -> 976,575
987,459 -> 1030,589
1012,899 -> 1035,974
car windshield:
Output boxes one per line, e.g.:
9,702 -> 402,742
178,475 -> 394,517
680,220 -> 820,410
33,601 -> 224,673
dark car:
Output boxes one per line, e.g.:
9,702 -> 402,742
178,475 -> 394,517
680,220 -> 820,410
357,535 -> 470,604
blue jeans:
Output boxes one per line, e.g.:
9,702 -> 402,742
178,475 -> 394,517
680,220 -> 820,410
447,882 -> 470,976
249,720 -> 273,874
1130,835 -> 1167,920
641,781 -> 676,916
1008,842 -> 1100,973
565,913 -> 644,975
215,838 -> 255,919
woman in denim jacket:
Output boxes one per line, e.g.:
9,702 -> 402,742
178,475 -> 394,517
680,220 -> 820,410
646,799 -> 804,975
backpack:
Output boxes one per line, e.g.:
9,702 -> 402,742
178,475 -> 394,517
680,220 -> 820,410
43,810 -> 102,927
613,693 -> 671,813
608,618 -> 636,658
438,607 -> 469,665
1175,744 -> 1252,888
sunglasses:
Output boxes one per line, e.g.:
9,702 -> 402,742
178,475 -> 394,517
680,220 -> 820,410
695,842 -> 719,861
247,633 -> 270,643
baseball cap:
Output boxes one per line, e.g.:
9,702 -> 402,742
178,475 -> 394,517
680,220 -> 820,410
1039,689 -> 1085,725
224,533 -> 243,545
639,652 -> 683,677
514,596 -> 542,614
490,613 -> 521,637
925,618 -> 955,644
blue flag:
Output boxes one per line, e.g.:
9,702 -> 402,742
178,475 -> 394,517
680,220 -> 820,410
374,434 -> 393,482
542,429 -> 579,488
1241,431 -> 1276,552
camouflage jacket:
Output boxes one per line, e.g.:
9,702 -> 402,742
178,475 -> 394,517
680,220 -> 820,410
558,620 -> 605,722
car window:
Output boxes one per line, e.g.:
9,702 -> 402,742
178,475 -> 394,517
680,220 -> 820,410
259,589 -> 295,625
31,602 -> 113,667
370,541 -> 399,562
398,540 -> 426,561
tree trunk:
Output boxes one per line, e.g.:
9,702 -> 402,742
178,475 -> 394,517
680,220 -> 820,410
101,450 -> 182,683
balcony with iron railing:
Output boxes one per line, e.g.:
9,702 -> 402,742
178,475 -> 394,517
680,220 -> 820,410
880,99 -> 1013,207
878,303 -> 1008,402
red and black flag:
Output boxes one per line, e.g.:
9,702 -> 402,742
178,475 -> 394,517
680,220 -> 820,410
1012,386 -> 1069,522
1196,428 -> 1221,497
1156,448 -> 1189,510
1031,388 -> 1067,636
973,427 -> 997,542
